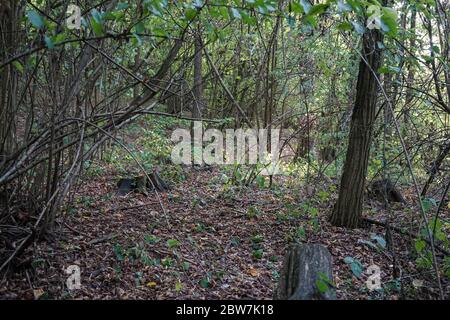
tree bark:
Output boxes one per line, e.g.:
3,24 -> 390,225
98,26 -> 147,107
192,32 -> 203,119
404,6 -> 416,125
191,30 -> 203,165
421,140 -> 450,197
275,244 -> 335,300
329,27 -> 384,228
0,1 -> 21,162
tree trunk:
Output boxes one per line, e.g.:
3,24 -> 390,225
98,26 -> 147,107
329,28 -> 384,228
191,30 -> 203,165
275,244 -> 335,300
421,140 -> 450,197
192,32 -> 203,119
404,6 -> 416,125
0,1 -> 20,162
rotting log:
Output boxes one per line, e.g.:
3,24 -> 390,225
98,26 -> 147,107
275,244 -> 336,300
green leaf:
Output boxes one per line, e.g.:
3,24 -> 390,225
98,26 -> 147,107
256,175 -> 265,188
422,198 -> 435,212
378,66 -> 389,74
144,234 -> 160,244
175,280 -> 183,292
316,279 -> 329,293
132,33 -> 142,46
91,8 -> 103,23
12,61 -> 24,73
266,4 -> 276,12
252,248 -> 263,259
315,271 -> 334,294
343,256 -> 354,264
167,238 -> 179,248
291,2 -> 304,14
344,256 -> 363,278
241,10 -> 256,25
27,10 -> 45,29
300,0 -> 312,14
117,2 -> 130,10
162,257 -> 173,267
231,8 -> 241,19
134,22 -> 145,34
91,17 -> 104,36
381,7 -> 398,36
337,22 -> 352,31
287,15 -> 296,27
257,5 -> 268,14
350,261 -> 363,278
181,262 -> 190,271
218,7 -> 229,19
113,244 -> 125,261
251,234 -> 264,244
444,257 -> 450,279
337,0 -> 352,12
415,239 -> 426,253
208,7 -> 222,19
53,33 -> 66,44
102,12 -> 117,21
317,271 -> 334,286
308,4 -> 328,16
352,21 -> 365,34
185,8 -> 197,20
193,0 -> 204,8
199,277 -> 210,288
305,15 -> 317,28
347,0 -> 363,14
44,36 -> 54,49
389,66 -> 401,73
371,234 -> 386,248
153,27 -> 167,37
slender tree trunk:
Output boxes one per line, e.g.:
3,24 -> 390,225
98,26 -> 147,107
191,30 -> 203,164
0,1 -> 20,162
404,7 -> 416,125
329,28 -> 384,228
192,32 -> 203,119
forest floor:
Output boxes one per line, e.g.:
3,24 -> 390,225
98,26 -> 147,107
1,118 -> 449,300
2,162 -> 449,300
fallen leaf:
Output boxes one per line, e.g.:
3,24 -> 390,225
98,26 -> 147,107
412,279 -> 423,288
33,289 -> 44,300
249,268 -> 260,277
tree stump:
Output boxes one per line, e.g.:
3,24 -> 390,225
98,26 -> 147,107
117,172 -> 169,196
275,244 -> 335,300
368,179 -> 406,203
